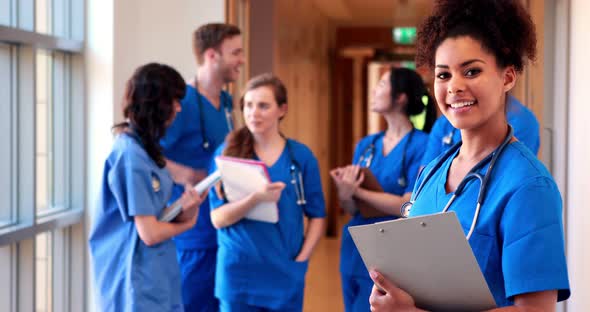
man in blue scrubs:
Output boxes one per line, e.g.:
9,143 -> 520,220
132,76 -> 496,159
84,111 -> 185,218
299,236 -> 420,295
160,23 -> 244,312
421,95 -> 540,166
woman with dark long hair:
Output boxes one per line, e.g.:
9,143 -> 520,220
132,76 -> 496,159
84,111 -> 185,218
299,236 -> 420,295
89,63 -> 206,311
331,67 -> 434,312
209,73 -> 326,312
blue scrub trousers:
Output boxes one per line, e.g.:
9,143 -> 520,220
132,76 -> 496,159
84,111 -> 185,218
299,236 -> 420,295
177,248 -> 219,312
219,300 -> 302,312
341,275 -> 373,312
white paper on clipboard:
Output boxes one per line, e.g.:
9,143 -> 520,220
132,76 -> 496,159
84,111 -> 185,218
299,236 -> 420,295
348,211 -> 496,312
215,156 -> 278,223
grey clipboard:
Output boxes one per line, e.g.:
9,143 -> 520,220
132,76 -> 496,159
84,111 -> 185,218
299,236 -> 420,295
348,211 -> 496,312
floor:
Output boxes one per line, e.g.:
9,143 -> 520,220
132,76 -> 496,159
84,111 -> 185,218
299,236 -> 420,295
303,217 -> 347,312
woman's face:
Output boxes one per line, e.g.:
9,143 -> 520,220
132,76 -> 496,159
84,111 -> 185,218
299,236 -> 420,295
370,71 -> 393,113
434,36 -> 516,132
243,86 -> 286,136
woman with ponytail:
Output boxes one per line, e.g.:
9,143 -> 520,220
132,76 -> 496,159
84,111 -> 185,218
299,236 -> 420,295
89,63 -> 207,311
209,73 -> 326,312
330,67 -> 433,312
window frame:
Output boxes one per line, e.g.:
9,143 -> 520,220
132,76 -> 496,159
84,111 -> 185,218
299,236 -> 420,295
0,0 -> 86,311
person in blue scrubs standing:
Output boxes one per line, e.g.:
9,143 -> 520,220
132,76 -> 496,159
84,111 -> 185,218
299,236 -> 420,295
330,67 -> 435,312
89,63 -> 207,311
209,74 -> 326,312
160,23 -> 244,312
421,95 -> 540,166
368,1 -> 570,311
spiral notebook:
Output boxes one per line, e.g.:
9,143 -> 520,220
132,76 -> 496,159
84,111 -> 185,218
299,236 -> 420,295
214,156 -> 279,223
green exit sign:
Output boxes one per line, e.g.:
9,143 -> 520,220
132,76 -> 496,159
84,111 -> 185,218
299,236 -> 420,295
393,27 -> 416,45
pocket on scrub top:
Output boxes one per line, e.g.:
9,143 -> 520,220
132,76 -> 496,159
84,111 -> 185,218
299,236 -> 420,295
467,232 -> 494,273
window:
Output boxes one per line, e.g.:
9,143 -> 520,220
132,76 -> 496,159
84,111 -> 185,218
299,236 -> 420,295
0,43 -> 15,226
36,232 -> 53,312
0,1 -> 86,311
0,0 -> 10,26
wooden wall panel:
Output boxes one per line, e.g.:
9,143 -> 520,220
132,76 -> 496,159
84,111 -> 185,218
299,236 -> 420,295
273,0 -> 336,233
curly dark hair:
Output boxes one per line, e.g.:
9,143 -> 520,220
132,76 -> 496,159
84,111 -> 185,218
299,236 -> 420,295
416,0 -> 537,73
193,23 -> 241,64
113,63 -> 186,168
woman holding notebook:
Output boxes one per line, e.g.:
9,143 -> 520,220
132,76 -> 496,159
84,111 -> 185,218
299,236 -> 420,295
89,63 -> 206,311
368,0 -> 570,311
209,73 -> 326,312
330,67 -> 435,312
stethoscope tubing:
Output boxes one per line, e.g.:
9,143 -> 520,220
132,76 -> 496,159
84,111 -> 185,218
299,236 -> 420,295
285,140 -> 307,207
406,126 -> 514,240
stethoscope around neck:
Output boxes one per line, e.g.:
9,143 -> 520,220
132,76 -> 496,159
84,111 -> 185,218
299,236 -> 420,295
195,84 -> 234,151
400,125 -> 514,240
357,129 -> 415,188
283,139 -> 307,206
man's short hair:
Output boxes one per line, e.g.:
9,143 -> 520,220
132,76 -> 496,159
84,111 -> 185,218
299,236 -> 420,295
193,23 -> 241,64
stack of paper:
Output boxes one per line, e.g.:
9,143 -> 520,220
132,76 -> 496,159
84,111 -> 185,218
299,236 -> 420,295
215,156 -> 279,223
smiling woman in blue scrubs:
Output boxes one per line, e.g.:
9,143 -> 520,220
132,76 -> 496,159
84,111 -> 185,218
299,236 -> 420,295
331,67 -> 435,312
421,94 -> 540,166
209,74 -> 326,312
89,63 -> 206,311
368,1 -> 570,311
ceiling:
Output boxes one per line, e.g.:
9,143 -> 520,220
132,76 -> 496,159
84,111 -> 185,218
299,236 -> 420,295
311,0 -> 434,27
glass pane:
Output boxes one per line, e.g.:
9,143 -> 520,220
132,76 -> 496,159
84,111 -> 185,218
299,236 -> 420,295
0,245 -> 11,311
52,0 -> 66,38
0,0 -> 10,26
51,52 -> 66,209
35,0 -> 52,34
36,50 -> 53,214
19,0 -> 35,31
0,44 -> 12,224
35,232 -> 53,312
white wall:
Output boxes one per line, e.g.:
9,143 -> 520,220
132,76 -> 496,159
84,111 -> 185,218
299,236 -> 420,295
567,0 -> 590,310
113,0 -> 224,121
85,1 -> 225,310
86,0 -> 114,310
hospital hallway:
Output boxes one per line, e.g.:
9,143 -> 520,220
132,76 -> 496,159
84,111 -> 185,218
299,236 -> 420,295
1,0 -> 590,311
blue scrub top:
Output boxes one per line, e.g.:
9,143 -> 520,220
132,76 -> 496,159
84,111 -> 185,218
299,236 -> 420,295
89,133 -> 183,311
209,139 -> 326,310
160,84 -> 233,250
411,142 -> 570,307
340,129 -> 429,278
421,95 -> 540,166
